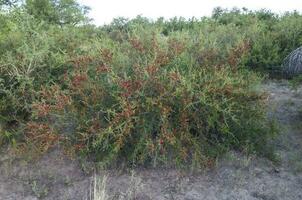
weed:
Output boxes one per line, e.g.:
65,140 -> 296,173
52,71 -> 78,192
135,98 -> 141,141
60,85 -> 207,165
88,172 -> 144,200
30,180 -> 49,199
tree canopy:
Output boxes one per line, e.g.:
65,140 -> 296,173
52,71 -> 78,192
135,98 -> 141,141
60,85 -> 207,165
25,0 -> 90,25
1,0 -> 89,25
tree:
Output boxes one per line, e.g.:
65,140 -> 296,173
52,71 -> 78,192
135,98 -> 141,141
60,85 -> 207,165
0,0 -> 19,8
212,7 -> 225,19
25,0 -> 90,25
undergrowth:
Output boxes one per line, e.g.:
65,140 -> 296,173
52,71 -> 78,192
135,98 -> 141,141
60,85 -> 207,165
1,4 -> 295,168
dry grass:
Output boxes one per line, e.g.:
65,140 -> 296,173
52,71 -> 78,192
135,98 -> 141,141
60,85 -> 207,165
88,171 -> 144,200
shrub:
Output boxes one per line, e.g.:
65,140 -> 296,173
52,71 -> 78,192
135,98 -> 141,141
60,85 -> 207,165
0,10 -> 94,128
0,5 -> 285,168
26,32 -> 275,167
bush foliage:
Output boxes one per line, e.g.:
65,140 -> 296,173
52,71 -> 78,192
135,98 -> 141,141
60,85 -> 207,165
1,3 -> 299,167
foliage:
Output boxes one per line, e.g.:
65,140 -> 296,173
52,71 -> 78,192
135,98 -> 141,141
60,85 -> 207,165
0,0 -> 15,6
289,74 -> 302,90
0,4 -> 296,167
25,0 -> 90,25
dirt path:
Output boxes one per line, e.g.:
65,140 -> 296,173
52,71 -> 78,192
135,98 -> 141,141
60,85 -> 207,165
0,80 -> 302,200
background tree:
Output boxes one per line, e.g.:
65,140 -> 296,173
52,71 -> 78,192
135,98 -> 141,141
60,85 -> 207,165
25,0 -> 90,25
0,0 -> 20,8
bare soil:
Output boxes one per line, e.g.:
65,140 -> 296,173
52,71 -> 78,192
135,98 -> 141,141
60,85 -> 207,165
1,80 -> 302,200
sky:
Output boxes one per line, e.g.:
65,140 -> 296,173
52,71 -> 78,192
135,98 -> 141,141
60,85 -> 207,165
78,0 -> 302,25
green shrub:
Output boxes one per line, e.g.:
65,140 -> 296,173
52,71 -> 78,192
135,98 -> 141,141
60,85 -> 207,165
289,74 -> 302,90
25,31 -> 276,167
0,5 -> 288,167
0,10 -> 94,127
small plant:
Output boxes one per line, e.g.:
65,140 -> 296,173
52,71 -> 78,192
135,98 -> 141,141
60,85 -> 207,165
30,180 -> 49,199
88,172 -> 144,200
289,74 -> 302,90
89,175 -> 108,200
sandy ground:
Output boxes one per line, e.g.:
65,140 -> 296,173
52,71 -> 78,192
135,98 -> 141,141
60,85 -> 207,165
0,80 -> 302,200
